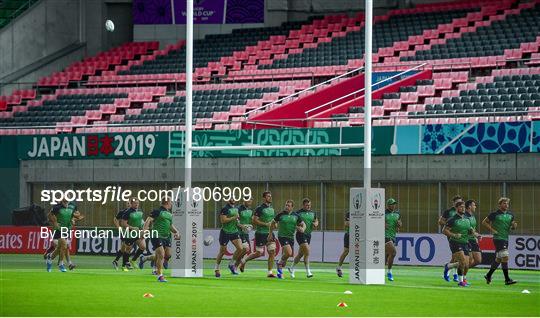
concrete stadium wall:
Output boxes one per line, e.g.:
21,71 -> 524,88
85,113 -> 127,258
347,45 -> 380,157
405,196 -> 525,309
18,153 -> 540,207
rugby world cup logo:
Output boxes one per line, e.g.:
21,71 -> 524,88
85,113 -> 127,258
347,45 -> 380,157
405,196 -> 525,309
371,193 -> 382,211
351,192 -> 363,216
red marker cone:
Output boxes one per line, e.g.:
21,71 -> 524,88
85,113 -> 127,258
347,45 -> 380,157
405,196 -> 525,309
143,293 -> 154,298
337,302 -> 348,307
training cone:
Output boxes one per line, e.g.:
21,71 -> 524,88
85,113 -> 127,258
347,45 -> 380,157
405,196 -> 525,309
344,290 -> 353,295
337,302 -> 348,307
143,293 -> 154,298
521,290 -> 530,294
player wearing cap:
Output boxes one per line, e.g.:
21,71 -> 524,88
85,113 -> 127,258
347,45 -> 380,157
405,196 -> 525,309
482,197 -> 517,285
439,195 -> 463,282
336,212 -> 350,278
385,198 -> 401,281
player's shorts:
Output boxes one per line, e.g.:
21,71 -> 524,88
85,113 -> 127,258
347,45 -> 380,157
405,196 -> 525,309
296,232 -> 311,245
344,232 -> 349,248
278,236 -> 294,247
449,240 -> 470,255
240,233 -> 250,244
493,239 -> 508,252
123,238 -> 138,246
151,238 -> 171,249
219,229 -> 240,246
385,237 -> 396,245
468,240 -> 481,253
255,232 -> 275,247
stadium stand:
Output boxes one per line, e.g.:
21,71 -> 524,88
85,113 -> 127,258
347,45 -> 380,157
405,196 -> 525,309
0,0 -> 37,28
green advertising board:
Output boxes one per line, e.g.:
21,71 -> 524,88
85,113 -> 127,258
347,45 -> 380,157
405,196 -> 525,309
170,126 -> 394,158
18,132 -> 170,160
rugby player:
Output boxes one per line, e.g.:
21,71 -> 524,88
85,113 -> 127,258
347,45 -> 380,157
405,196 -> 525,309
214,199 -> 243,277
443,201 -> 472,287
120,197 -> 146,270
272,200 -> 304,279
336,212 -> 350,278
112,201 -> 130,270
235,200 -> 253,270
46,199 -> 82,272
289,198 -> 318,278
482,197 -> 517,285
439,195 -> 463,282
465,200 -> 482,276
385,198 -> 401,281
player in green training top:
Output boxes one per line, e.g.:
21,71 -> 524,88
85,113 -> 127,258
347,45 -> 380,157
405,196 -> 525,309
112,200 -> 130,270
235,199 -> 253,271
272,200 -> 305,279
214,199 -> 243,277
385,198 -> 401,282
239,191 -> 277,278
439,195 -> 463,282
46,199 -> 83,272
289,198 -> 318,278
336,212 -> 350,277
141,197 -> 180,282
443,201 -> 474,287
482,197 -> 517,285
121,197 -> 147,271
465,200 -> 482,276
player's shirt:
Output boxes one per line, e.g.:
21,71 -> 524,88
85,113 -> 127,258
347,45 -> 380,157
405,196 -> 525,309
296,208 -> 318,235
446,214 -> 472,244
122,207 -> 144,229
254,203 -> 274,234
385,209 -> 401,239
274,211 -> 299,239
115,208 -> 127,221
487,210 -> 515,241
345,212 -> 350,234
238,205 -> 253,225
442,207 -> 457,220
51,204 -> 75,230
150,206 -> 173,239
220,203 -> 239,234
465,211 -> 477,242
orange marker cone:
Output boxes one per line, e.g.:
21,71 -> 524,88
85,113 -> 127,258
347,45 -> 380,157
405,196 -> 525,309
143,293 -> 154,298
337,302 -> 348,307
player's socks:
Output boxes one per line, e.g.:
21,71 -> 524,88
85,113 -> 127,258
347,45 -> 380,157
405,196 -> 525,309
501,262 -> 514,283
132,249 -> 144,261
138,255 -> 146,269
336,266 -> 343,278
113,250 -> 122,262
305,264 -> 313,278
122,252 -> 130,267
387,272 -> 394,281
46,256 -> 52,272
288,266 -> 296,278
486,261 -> 500,279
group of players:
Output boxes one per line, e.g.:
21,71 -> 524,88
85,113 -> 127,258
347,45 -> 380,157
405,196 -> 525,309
214,191 -> 403,281
43,192 -> 519,286
439,195 -> 518,287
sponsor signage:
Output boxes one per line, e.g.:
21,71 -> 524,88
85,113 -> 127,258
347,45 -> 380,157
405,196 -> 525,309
349,188 -> 385,285
18,132 -> 169,160
509,235 -> 540,270
0,226 -> 76,254
171,188 -> 203,277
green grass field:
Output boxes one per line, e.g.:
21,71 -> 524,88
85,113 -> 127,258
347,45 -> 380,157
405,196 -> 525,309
1,254 -> 539,316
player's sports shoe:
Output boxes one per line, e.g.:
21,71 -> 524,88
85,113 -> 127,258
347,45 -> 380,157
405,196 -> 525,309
276,261 -> 283,275
129,260 -> 138,270
307,272 -> 313,278
152,268 -> 158,275
453,273 -> 459,282
58,264 -> 67,272
443,264 -> 450,282
277,272 -> 283,279
122,266 -> 130,272
267,273 -> 277,278
505,279 -> 517,285
484,274 -> 492,284
387,272 -> 394,281
457,281 -> 468,287
46,259 -> 52,272
239,262 -> 246,273
287,267 -> 295,279
157,275 -> 168,283
68,263 -> 76,271
228,264 -> 239,275
336,268 -> 343,278
112,260 -> 119,270
463,279 -> 470,286
215,270 -> 221,278
138,256 -> 145,269
125,263 -> 134,270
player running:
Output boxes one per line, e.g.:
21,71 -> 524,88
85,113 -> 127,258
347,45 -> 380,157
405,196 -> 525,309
439,195 -> 463,282
120,197 -> 146,271
443,201 -> 473,287
465,200 -> 482,274
141,198 -> 180,282
239,191 -> 277,278
235,199 -> 254,269
289,198 -> 318,278
482,197 -> 517,285
336,212 -> 350,277
214,199 -> 243,277
112,201 -> 130,270
46,199 -> 83,272
272,200 -> 304,279
385,198 -> 401,281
